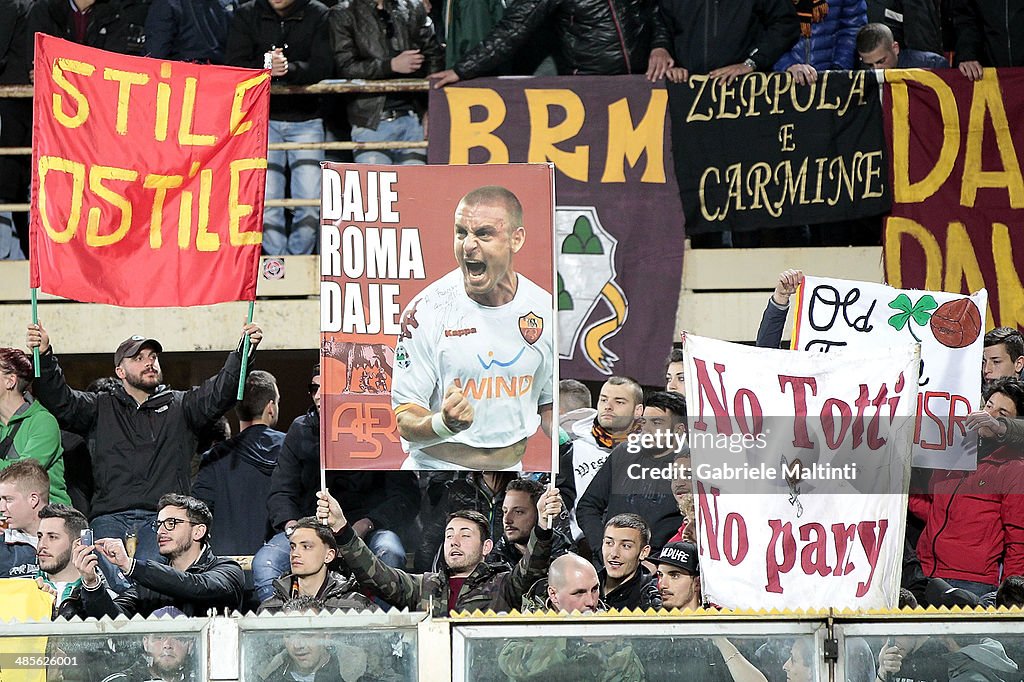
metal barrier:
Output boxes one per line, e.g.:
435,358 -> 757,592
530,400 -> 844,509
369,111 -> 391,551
2,610 -> 1023,681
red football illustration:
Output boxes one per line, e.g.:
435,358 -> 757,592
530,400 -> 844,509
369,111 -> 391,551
929,298 -> 982,349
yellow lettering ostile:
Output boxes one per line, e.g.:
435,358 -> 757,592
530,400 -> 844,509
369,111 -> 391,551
143,174 -> 184,248
37,156 -> 86,243
51,58 -> 96,129
195,168 -> 219,251
888,69 -> 960,204
102,68 -> 150,135
229,158 -> 267,246
178,77 -> 217,146
85,165 -> 138,247
155,63 -> 172,142
444,87 -> 509,164
601,90 -> 667,183
960,70 -> 1024,208
230,72 -> 270,136
525,89 -> 589,182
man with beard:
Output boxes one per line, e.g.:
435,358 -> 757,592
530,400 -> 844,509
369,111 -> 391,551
34,503 -> 91,616
317,486 -> 561,615
560,377 -> 643,545
488,477 -> 571,567
74,494 -> 244,617
391,186 -> 554,471
258,517 -> 372,612
26,323 -> 262,563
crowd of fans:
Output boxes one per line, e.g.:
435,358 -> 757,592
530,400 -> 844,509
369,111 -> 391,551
0,0 -> 1020,257
0,267 -> 1021,679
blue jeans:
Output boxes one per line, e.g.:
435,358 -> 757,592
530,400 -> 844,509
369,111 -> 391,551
352,111 -> 426,165
91,510 -> 162,592
0,212 -> 24,260
264,118 -> 323,256
252,528 -> 407,604
946,579 -> 998,598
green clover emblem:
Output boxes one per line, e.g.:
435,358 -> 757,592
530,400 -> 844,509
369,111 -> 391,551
887,293 -> 937,342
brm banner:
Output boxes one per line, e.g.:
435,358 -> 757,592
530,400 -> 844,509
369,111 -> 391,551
668,71 -> 891,234
884,68 -> 1024,330
30,35 -> 269,307
319,163 -> 556,472
792,276 -> 987,470
428,76 -> 684,385
683,334 -> 918,610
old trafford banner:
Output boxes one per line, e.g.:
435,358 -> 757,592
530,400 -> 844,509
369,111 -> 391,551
428,76 -> 684,385
683,334 -> 918,610
319,163 -> 556,471
30,36 -> 270,307
669,71 -> 891,234
884,68 -> 1024,331
793,276 -> 987,470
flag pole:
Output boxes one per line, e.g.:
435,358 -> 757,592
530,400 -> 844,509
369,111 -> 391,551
237,300 -> 255,400
31,288 -> 40,377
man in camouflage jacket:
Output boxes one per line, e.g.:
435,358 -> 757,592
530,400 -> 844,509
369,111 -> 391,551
317,487 -> 563,616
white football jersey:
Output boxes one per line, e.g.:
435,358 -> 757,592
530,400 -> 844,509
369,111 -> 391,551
392,269 -> 554,466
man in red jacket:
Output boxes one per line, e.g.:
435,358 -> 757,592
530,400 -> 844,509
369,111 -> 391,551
911,377 -> 1024,597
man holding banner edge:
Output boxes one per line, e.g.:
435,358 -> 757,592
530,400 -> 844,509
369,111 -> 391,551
26,320 -> 262,563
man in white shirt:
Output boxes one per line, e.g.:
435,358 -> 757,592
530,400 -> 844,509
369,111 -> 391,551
392,186 -> 554,470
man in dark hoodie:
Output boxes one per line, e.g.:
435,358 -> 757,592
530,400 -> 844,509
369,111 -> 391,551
192,370 -> 283,557
254,365 -> 419,602
226,0 -> 333,255
145,0 -> 237,63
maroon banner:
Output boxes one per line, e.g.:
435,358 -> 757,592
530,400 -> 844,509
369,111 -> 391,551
883,68 -> 1024,330
428,75 -> 685,385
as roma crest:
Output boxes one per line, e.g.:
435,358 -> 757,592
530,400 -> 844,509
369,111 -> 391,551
519,312 -> 543,345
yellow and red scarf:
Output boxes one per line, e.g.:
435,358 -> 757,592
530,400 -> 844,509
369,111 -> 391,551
794,0 -> 829,37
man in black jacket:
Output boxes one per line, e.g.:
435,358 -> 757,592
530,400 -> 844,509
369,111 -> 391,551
226,0 -> 333,255
253,365 -> 419,602
192,370 -> 283,557
660,0 -> 799,84
26,0 -> 152,75
144,0 -> 237,64
954,0 -> 1024,79
72,494 -> 245,617
26,321 -> 262,563
330,0 -> 444,164
428,0 -> 675,85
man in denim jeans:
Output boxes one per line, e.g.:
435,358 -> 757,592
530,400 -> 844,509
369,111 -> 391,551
330,0 -> 443,165
226,0 -> 333,254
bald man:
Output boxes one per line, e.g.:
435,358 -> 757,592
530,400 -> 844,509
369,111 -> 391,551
547,553 -> 601,613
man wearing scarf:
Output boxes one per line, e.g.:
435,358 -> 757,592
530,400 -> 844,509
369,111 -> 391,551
557,377 -> 642,552
774,0 -> 867,84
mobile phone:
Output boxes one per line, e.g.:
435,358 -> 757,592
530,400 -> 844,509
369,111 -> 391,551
80,529 -> 94,546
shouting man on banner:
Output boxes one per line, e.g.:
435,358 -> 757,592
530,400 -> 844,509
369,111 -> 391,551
391,185 -> 554,470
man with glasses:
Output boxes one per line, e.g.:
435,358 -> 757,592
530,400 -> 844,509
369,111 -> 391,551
72,494 -> 244,617
26,322 -> 262,564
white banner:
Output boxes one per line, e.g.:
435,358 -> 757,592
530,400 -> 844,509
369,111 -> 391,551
683,334 -> 919,611
792,277 -> 987,469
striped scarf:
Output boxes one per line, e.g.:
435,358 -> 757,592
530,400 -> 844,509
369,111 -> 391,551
794,0 -> 829,37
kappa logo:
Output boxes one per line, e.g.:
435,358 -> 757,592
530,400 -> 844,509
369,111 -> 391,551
556,207 -> 627,375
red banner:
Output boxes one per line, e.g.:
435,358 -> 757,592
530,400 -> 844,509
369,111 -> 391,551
884,68 -> 1024,330
29,36 -> 270,307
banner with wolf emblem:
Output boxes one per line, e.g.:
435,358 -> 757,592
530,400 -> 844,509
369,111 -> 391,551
319,163 -> 556,471
428,76 -> 686,384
